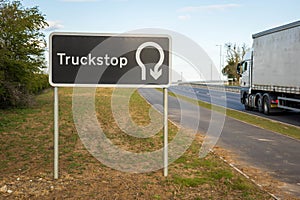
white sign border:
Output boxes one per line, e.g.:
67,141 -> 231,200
49,32 -> 172,88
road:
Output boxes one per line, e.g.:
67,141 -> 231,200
139,88 -> 300,197
169,85 -> 300,127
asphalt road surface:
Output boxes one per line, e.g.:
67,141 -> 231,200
139,88 -> 300,197
170,85 -> 300,127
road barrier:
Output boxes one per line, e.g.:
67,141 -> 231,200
179,83 -> 241,93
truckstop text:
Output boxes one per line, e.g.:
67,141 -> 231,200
56,52 -> 128,68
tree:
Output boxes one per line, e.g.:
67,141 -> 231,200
0,0 -> 48,107
222,43 -> 248,83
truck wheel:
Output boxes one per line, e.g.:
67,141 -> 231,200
244,94 -> 252,110
263,96 -> 270,115
257,96 -> 263,113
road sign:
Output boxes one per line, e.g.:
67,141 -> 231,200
50,32 -> 171,179
49,33 -> 171,87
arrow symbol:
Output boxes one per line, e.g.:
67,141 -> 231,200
150,68 -> 162,80
149,43 -> 164,80
136,42 -> 165,81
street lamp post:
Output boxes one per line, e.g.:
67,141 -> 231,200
216,44 -> 222,73
210,63 -> 213,81
181,72 -> 183,82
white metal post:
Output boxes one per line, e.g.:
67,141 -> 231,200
216,44 -> 222,73
163,87 -> 168,177
54,87 -> 59,179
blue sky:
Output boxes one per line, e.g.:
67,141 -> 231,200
23,0 -> 300,81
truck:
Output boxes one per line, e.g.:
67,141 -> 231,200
238,20 -> 300,114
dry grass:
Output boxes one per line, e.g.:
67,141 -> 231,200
0,88 -> 272,199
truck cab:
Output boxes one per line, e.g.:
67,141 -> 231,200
237,51 -> 253,110
238,51 -> 252,88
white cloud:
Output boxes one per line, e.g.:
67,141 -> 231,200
178,15 -> 191,21
179,4 -> 241,13
44,21 -> 64,31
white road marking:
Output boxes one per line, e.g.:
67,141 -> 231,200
257,138 -> 274,142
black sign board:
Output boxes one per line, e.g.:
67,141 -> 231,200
49,33 -> 170,87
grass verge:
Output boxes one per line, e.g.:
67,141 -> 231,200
157,88 -> 300,140
0,88 -> 271,199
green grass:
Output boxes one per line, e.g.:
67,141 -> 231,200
157,88 -> 300,140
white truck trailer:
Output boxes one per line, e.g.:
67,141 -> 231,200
238,20 -> 300,114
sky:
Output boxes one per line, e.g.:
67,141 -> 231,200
22,0 -> 300,81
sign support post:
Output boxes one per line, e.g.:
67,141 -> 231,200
54,87 -> 59,179
163,87 -> 168,177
